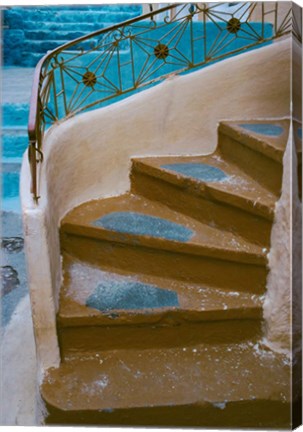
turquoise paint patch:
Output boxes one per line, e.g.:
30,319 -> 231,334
93,212 -> 194,242
298,127 -> 302,140
239,123 -> 284,136
2,171 -> 20,199
161,163 -> 228,182
86,278 -> 179,311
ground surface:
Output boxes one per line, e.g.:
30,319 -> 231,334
0,212 -> 37,426
1,66 -> 37,425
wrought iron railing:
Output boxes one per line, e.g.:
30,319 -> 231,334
28,2 -> 296,202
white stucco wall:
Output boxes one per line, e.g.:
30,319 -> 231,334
21,38 -> 291,371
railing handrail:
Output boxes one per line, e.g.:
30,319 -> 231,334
27,2 -> 297,202
28,3 -> 177,144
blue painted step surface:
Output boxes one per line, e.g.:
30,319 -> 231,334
17,11 -> 140,24
239,123 -> 284,137
2,132 -> 28,158
3,104 -> 29,127
24,30 -> 96,41
22,22 -> 117,32
86,277 -> 179,312
4,6 -> 142,28
2,165 -> 20,199
92,212 -> 195,242
161,163 -> 228,182
2,101 -> 29,210
3,4 -> 142,66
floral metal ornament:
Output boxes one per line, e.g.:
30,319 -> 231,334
226,17 -> 241,34
82,71 -> 97,87
154,43 -> 169,60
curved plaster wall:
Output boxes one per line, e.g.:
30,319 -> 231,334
263,127 -> 297,355
21,38 -> 291,370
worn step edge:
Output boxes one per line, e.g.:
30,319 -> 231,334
131,158 -> 275,222
61,222 -> 267,266
58,306 -> 262,328
41,342 -> 290,427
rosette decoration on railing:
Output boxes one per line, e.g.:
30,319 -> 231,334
28,2 -> 298,201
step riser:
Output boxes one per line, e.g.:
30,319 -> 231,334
2,104 -> 28,127
131,170 -> 272,247
24,30 -> 91,40
5,11 -> 139,26
2,135 -> 28,158
61,234 -> 268,294
21,22 -> 109,32
58,320 -> 262,359
43,399 -> 291,428
218,133 -> 283,195
23,39 -> 99,53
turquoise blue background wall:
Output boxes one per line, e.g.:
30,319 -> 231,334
2,4 -> 273,212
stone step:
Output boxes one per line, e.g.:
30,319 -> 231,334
24,39 -> 101,54
3,5 -> 142,29
58,253 -> 262,355
41,341 -> 290,428
5,10 -> 140,26
61,194 -> 268,294
17,52 -> 44,67
218,120 -> 289,195
2,103 -> 29,127
24,29 -> 95,41
12,5 -> 142,12
21,21 -> 117,32
2,133 -> 28,159
131,154 -> 276,246
2,162 -> 21,200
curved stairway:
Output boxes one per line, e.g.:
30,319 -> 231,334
3,5 -> 142,67
42,119 -> 293,427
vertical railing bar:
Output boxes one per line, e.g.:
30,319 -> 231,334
190,13 -> 194,65
59,64 -> 68,116
51,70 -> 59,120
261,2 -> 265,40
116,44 -> 122,92
129,37 -> 136,88
203,8 -> 207,61
275,1 -> 278,35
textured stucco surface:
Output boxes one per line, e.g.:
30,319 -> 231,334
263,130 -> 292,353
21,38 -> 291,370
263,125 -> 301,354
0,295 -> 37,425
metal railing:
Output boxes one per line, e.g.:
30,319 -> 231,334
28,2 -> 296,202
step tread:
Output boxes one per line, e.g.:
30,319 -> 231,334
1,126 -> 28,135
42,342 -> 290,413
59,253 -> 262,327
219,119 -> 289,163
61,193 -> 267,266
132,154 -> 276,221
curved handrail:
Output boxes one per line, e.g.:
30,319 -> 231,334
28,3 -> 176,143
27,2 -> 296,202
